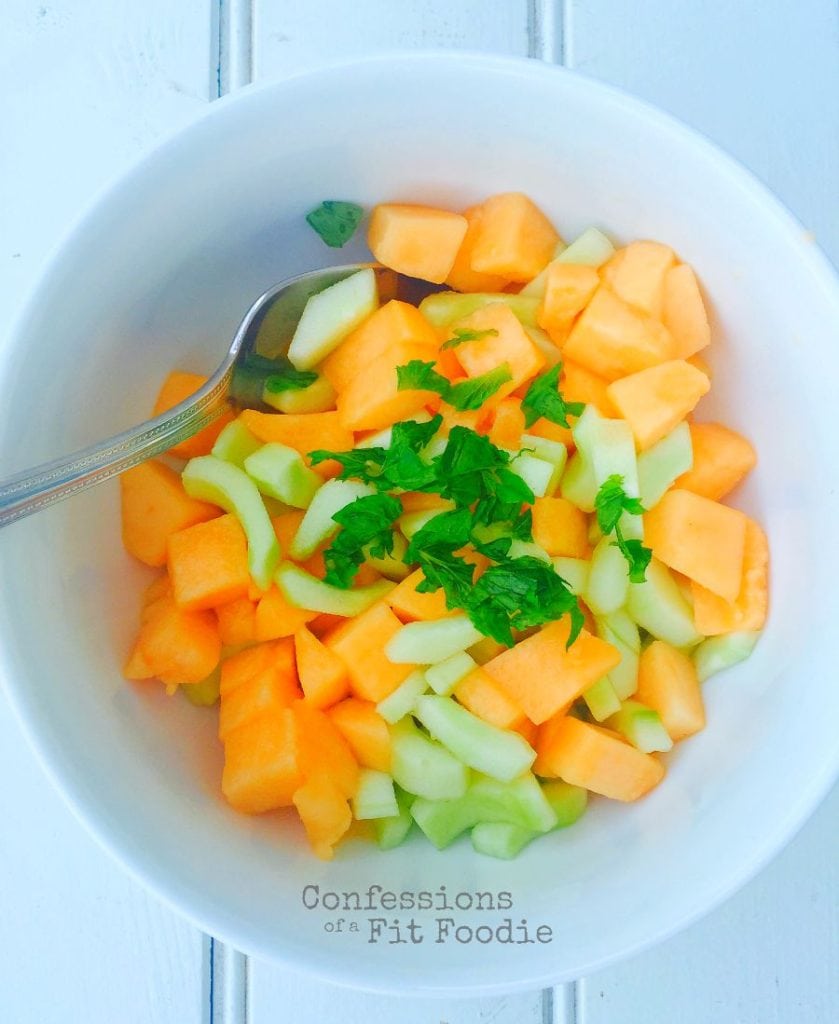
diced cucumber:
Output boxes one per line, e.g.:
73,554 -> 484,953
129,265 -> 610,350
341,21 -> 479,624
263,375 -> 336,414
520,433 -> 567,495
422,435 -> 449,460
287,268 -> 378,370
425,651 -> 477,696
289,479 -> 375,559
469,773 -> 557,832
376,669 -> 428,724
582,675 -> 622,722
374,787 -> 415,850
182,456 -> 279,589
524,325 -> 562,368
598,608 -> 641,654
181,666 -> 221,707
541,780 -> 588,828
413,695 -> 536,782
243,443 -> 322,509
552,556 -> 590,595
557,226 -> 615,268
471,822 -> 536,859
585,536 -> 630,615
418,292 -> 539,329
386,615 -> 483,665
560,451 -> 598,512
507,539 -> 553,564
390,717 -> 469,800
607,699 -> 673,753
352,769 -> 400,820
694,631 -> 760,683
399,507 -> 450,541
509,451 -> 557,498
275,562 -> 394,616
637,421 -> 693,510
627,558 -> 703,648
411,794 -> 482,849
211,420 -> 262,469
519,241 -> 568,299
596,614 -> 640,700
364,531 -> 410,580
575,406 -> 642,540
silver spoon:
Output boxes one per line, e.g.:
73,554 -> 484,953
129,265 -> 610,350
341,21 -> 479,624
0,263 -> 433,527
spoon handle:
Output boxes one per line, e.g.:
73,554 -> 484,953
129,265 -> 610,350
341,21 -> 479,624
0,373 -> 231,528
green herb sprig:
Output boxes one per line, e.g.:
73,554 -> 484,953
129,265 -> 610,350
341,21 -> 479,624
594,474 -> 652,583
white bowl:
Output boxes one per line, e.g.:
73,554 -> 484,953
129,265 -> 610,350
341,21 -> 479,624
1,53 -> 838,996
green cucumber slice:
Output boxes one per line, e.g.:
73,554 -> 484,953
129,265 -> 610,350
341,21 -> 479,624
508,451 -> 557,498
596,613 -> 640,700
582,675 -> 622,722
575,406 -> 642,540
385,615 -> 484,665
607,699 -> 673,753
637,421 -> 693,510
413,695 -> 535,782
287,268 -> 378,370
694,630 -> 760,683
289,479 -> 375,560
519,241 -> 567,299
541,780 -> 588,828
418,292 -> 539,328
507,539 -> 553,564
376,669 -> 428,724
470,821 -> 536,859
243,443 -> 322,509
560,451 -> 598,512
598,609 -> 641,653
520,433 -> 567,495
425,651 -> 477,696
364,531 -> 410,581
411,795 -> 482,849
374,786 -> 415,850
469,773 -> 557,832
263,375 -> 336,415
557,227 -> 615,267
524,325 -> 562,368
585,535 -> 630,615
275,562 -> 394,616
551,556 -> 590,596
351,768 -> 400,820
627,558 -> 703,648
211,420 -> 262,469
182,455 -> 279,589
390,717 -> 469,800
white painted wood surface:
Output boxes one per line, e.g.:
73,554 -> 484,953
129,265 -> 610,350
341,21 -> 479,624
1,1 -> 837,1022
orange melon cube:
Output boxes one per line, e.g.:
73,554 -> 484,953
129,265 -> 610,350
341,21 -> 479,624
325,601 -> 415,701
560,361 -> 618,418
152,372 -> 234,460
449,303 -> 546,401
399,492 -> 454,514
219,638 -> 297,696
606,359 -> 710,451
368,203 -> 468,285
292,773 -> 353,861
676,422 -> 757,500
470,192 -> 560,282
526,416 -> 574,448
295,625 -> 350,710
222,709 -> 304,813
488,398 -> 526,449
238,410 -> 353,479
636,641 -> 706,741
537,263 -> 599,342
645,488 -> 748,601
603,241 -> 676,318
293,699 -> 359,798
385,568 -> 452,622
531,497 -> 589,557
167,514 -> 250,611
254,585 -> 318,641
483,619 -> 622,724
663,263 -> 711,359
218,664 -> 301,740
563,286 -> 674,380
215,595 -> 258,645
691,519 -> 769,634
327,698 -> 392,772
322,300 -> 440,392
453,667 -> 528,730
445,204 -> 511,293
437,406 -> 486,436
127,592 -> 220,686
534,715 -> 665,800
120,461 -> 219,567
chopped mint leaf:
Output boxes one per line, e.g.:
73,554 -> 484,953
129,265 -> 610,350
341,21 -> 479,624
520,363 -> 585,429
263,367 -> 319,393
594,474 -> 651,583
397,359 -> 511,412
441,327 -> 499,351
323,493 -> 402,587
305,201 -> 364,248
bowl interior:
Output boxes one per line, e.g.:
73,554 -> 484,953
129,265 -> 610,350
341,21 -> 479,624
1,54 -> 838,994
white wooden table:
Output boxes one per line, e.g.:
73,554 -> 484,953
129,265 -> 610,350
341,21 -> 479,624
2,2 -> 837,1020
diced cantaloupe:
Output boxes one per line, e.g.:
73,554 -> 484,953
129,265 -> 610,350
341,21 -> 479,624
399,492 -> 454,515
152,371 -> 234,459
322,300 -> 440,392
272,512 -> 326,578
663,263 -> 711,359
470,192 -> 560,282
563,286 -> 674,380
218,663 -> 301,740
368,203 -> 468,284
437,406 -> 486,436
676,422 -> 757,500
525,416 -> 574,448
292,773 -> 353,860
215,595 -> 258,645
453,667 -> 528,730
606,360 -> 710,451
167,514 -> 251,611
219,638 -> 297,695
691,519 -> 769,634
645,488 -> 748,601
534,715 -> 665,800
445,205 -> 511,293
385,568 -> 452,622
325,601 -> 416,701
488,398 -> 526,449
238,410 -> 353,479
448,303 -> 546,401
537,263 -> 600,343
327,698 -> 392,772
531,497 -> 589,558
483,619 -> 622,724
254,585 -> 318,641
295,625 -> 350,709
125,592 -> 220,686
120,461 -> 219,567
636,641 -> 705,741
560,361 -> 618,418
222,709 -> 304,813
603,241 -> 676,318
293,699 -> 359,798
